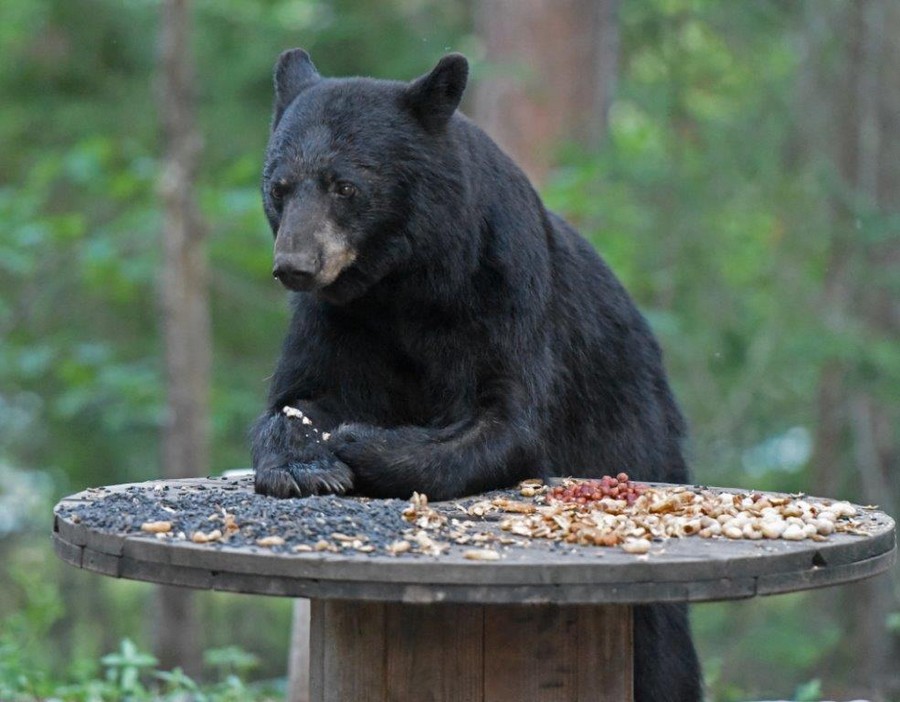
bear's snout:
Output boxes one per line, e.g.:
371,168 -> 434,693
273,252 -> 320,291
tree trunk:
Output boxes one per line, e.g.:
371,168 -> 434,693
154,0 -> 209,677
472,0 -> 619,186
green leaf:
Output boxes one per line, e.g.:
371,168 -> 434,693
793,678 -> 823,702
887,611 -> 900,633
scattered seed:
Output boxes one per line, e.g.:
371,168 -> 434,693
782,524 -> 806,541
64,474 -> 873,561
467,501 -> 495,517
140,520 -> 172,534
761,521 -> 785,539
621,539 -> 651,554
491,498 -> 535,514
256,535 -> 286,547
723,525 -> 744,540
191,529 -> 222,544
387,539 -> 411,555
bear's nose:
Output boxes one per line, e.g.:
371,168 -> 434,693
273,253 -> 320,291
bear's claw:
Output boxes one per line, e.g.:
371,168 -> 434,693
254,459 -> 354,498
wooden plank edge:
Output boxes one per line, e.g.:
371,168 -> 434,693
52,532 -> 84,568
755,546 -> 897,597
53,512 -> 88,547
107,525 -> 895,588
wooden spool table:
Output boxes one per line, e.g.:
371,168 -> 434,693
52,477 -> 896,701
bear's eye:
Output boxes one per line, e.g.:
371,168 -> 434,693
334,181 -> 357,199
269,180 -> 291,206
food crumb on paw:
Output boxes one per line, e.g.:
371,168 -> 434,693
282,406 -> 304,419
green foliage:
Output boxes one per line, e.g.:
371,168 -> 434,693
0,0 -> 475,485
0,637 -> 279,701
0,0 -> 468,692
542,2 -> 898,697
203,647 -> 260,678
887,611 -> 900,634
545,0 -> 828,490
101,639 -> 158,695
1,0 -> 897,699
0,549 -> 66,681
793,678 -> 824,702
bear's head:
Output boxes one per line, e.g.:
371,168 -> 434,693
262,50 -> 469,305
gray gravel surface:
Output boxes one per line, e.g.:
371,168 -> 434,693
55,476 -> 543,557
57,477 -> 412,551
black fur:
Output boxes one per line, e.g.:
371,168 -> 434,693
251,51 -> 702,701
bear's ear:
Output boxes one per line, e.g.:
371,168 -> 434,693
273,49 -> 320,127
405,53 -> 468,132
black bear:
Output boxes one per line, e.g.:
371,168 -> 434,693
251,50 -> 701,701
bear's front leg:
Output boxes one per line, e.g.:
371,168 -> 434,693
251,403 -> 354,497
327,414 -> 537,501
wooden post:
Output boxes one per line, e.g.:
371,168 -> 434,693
309,600 -> 633,702
287,599 -> 311,702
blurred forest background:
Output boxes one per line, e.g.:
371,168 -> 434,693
1,0 -> 899,700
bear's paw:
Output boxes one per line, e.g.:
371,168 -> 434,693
254,458 -> 354,498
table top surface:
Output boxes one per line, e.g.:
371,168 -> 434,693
53,476 -> 896,605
